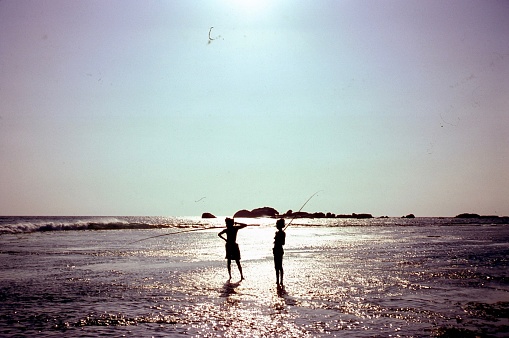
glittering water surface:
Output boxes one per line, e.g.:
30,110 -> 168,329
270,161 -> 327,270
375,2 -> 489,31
1,219 -> 508,337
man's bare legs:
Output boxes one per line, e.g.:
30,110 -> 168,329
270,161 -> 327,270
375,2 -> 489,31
235,260 -> 244,280
276,268 -> 284,285
227,259 -> 244,280
227,259 -> 232,280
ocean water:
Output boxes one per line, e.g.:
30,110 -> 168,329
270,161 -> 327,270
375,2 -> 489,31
0,216 -> 508,337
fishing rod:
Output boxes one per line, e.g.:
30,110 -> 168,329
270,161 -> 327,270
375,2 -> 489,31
128,222 -> 260,245
128,226 -> 225,245
284,190 -> 323,231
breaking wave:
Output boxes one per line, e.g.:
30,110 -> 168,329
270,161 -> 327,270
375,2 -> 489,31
0,216 -> 216,235
1,216 -> 507,235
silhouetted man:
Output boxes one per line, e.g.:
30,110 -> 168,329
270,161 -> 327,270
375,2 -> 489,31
218,218 -> 247,280
273,218 -> 286,285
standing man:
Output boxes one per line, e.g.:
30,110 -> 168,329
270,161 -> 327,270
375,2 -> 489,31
273,218 -> 286,285
218,218 -> 247,280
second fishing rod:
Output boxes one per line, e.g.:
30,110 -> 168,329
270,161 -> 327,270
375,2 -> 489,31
283,190 -> 323,231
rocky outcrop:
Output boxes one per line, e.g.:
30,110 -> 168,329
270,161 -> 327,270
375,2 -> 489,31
232,209 -> 252,218
456,213 -> 480,218
455,213 -> 499,218
201,212 -> 216,218
336,213 -> 373,219
221,206 -> 375,219
233,207 -> 279,218
281,210 -> 373,219
206,208 -> 502,220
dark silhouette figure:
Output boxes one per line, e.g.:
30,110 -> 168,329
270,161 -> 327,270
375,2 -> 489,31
273,218 -> 286,285
218,218 -> 247,280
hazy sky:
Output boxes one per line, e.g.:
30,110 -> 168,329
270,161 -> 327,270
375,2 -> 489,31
1,0 -> 508,217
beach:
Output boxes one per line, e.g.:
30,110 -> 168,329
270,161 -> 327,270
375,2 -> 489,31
1,216 -> 508,337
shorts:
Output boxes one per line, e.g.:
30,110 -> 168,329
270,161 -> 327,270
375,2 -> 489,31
272,247 -> 284,256
225,243 -> 241,260
273,247 -> 284,269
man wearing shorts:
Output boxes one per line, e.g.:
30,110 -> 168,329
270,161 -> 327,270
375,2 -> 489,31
273,218 -> 286,285
218,218 -> 247,280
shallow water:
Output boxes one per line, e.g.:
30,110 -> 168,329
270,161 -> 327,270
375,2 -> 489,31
1,218 -> 508,337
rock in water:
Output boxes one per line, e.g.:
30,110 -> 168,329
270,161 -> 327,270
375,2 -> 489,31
201,212 -> 216,219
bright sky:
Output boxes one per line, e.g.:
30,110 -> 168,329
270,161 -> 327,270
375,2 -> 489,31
1,0 -> 508,217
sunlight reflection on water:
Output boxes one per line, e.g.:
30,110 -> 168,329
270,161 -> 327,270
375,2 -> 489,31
145,224 -> 508,336
1,221 -> 508,337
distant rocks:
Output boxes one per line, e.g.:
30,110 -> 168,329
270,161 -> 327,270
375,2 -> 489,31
347,213 -> 373,219
201,212 -> 216,219
456,213 -> 481,218
202,209 -> 503,219
281,210 -> 373,219
455,213 -> 499,219
233,207 -> 279,218
232,210 -> 251,218
230,207 -> 373,219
